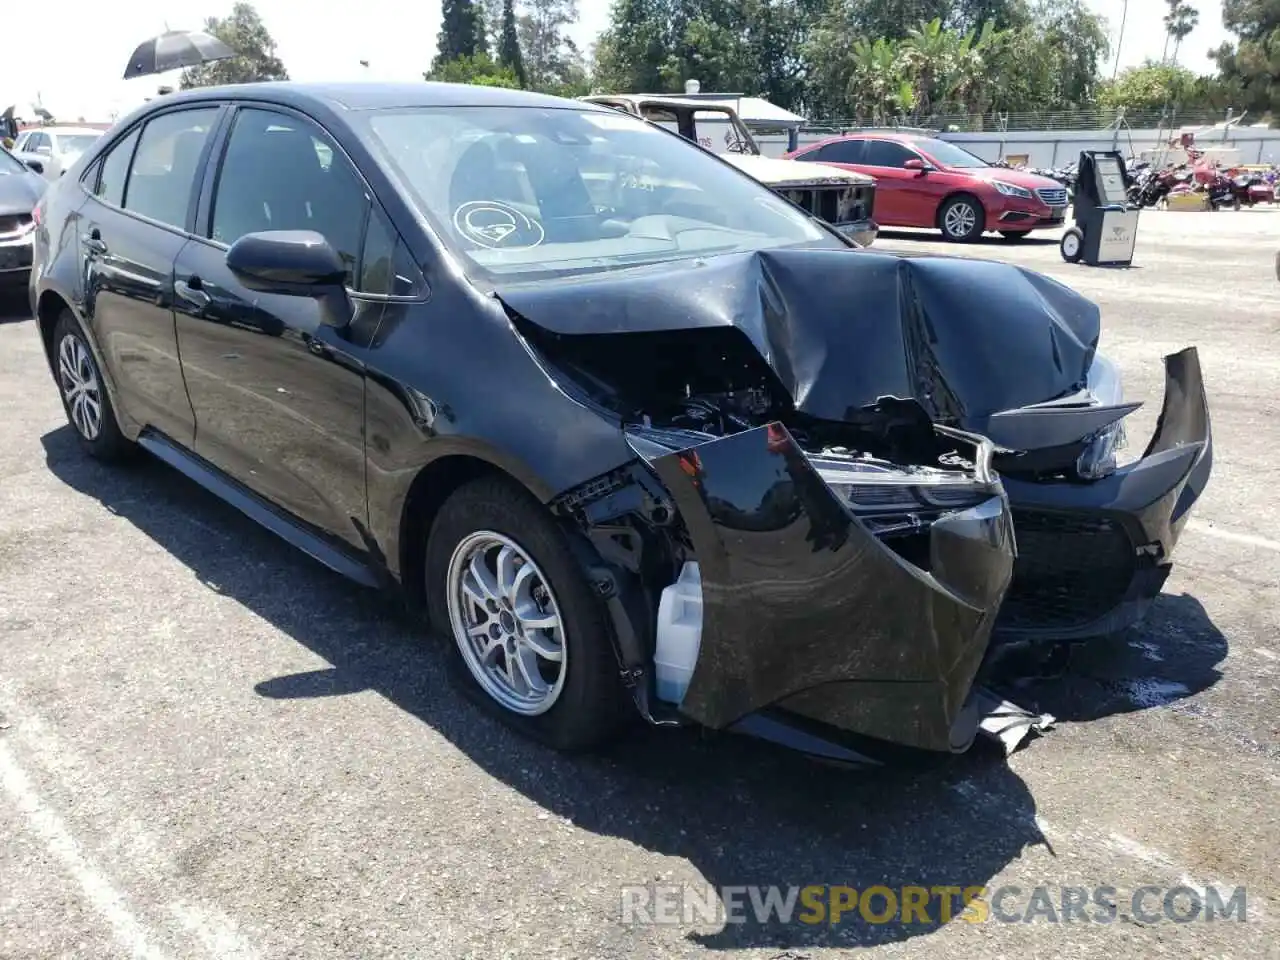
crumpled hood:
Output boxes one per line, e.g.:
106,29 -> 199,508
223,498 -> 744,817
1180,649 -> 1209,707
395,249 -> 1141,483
496,248 -> 1100,432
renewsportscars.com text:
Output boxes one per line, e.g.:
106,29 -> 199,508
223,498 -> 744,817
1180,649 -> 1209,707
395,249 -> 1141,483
619,883 -> 1248,926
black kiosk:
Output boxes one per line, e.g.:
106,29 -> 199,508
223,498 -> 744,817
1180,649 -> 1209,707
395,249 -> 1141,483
1060,150 -> 1139,266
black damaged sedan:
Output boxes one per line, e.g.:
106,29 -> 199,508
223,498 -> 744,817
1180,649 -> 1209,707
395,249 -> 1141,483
28,83 -> 1210,762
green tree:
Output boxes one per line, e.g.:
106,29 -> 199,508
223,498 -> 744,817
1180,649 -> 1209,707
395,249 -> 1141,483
434,0 -> 488,72
517,0 -> 585,93
425,53 -> 520,87
1162,1 -> 1200,64
179,2 -> 288,88
593,0 -> 674,92
1098,60 -> 1198,111
1213,0 -> 1280,122
498,0 -> 528,86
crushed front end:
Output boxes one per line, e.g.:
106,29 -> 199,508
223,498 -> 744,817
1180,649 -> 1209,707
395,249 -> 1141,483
990,347 -> 1212,642
519,314 -> 1016,759
630,420 -> 1015,756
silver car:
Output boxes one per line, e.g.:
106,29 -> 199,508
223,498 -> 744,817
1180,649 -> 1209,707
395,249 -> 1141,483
11,126 -> 104,180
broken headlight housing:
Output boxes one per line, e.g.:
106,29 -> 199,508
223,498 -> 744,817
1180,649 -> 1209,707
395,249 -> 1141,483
1075,419 -> 1127,480
812,454 -> 995,537
1076,353 -> 1128,480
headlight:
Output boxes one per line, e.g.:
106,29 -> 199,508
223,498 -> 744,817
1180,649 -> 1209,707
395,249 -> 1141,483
1076,421 -> 1127,480
813,457 -> 994,535
992,180 -> 1033,199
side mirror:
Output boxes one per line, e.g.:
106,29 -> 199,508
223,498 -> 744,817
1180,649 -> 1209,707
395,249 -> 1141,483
904,158 -> 929,172
24,159 -> 44,174
226,230 -> 353,329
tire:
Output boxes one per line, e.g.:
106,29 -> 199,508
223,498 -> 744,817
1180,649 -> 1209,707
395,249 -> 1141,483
1060,227 -> 1084,263
425,475 -> 624,751
999,230 -> 1029,241
52,312 -> 134,461
938,195 -> 984,242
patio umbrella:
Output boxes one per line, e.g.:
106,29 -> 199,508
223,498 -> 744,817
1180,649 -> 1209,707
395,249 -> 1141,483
123,30 -> 235,80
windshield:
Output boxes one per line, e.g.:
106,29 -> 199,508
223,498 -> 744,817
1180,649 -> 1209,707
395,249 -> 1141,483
914,138 -> 990,169
58,134 -> 100,157
363,105 -> 839,281
0,147 -> 25,174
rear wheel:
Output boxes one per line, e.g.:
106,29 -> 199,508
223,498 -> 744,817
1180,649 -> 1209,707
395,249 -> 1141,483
53,312 -> 133,461
425,475 -> 625,751
939,195 -> 984,242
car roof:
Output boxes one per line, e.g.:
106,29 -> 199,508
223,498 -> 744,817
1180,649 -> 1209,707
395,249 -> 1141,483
145,81 -> 597,114
33,126 -> 104,136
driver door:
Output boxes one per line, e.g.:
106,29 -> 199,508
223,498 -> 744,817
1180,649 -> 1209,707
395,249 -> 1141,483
173,105 -> 392,551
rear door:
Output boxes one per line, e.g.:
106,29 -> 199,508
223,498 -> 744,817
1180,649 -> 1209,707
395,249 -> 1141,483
77,106 -> 223,445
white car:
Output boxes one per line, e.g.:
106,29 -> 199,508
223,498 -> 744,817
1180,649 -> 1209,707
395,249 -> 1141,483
11,126 -> 104,180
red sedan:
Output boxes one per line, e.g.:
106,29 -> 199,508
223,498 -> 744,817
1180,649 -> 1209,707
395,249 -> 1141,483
786,132 -> 1070,242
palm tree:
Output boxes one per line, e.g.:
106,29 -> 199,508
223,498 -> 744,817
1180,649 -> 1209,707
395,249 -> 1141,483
1161,1 -> 1199,64
1171,4 -> 1200,64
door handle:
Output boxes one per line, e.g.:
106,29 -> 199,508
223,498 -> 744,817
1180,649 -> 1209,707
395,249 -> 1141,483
81,229 -> 107,255
175,276 -> 211,308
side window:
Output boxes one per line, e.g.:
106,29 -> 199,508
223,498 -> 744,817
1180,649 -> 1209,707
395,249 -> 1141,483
358,208 -> 423,297
210,108 -> 369,284
814,140 -> 865,164
94,128 -> 141,208
862,141 -> 916,168
124,108 -> 219,229
30,133 -> 52,156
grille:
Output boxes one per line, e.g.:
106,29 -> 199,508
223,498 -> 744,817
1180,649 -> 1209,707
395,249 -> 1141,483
1035,186 -> 1068,207
779,186 -> 869,225
0,213 -> 33,238
0,245 -> 33,270
998,509 -> 1136,631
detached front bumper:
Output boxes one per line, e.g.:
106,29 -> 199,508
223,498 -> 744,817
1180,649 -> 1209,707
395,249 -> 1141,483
636,422 -> 1015,755
996,347 -> 1212,641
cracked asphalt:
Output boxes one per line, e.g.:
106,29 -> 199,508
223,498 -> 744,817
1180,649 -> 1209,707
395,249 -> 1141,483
0,210 -> 1278,959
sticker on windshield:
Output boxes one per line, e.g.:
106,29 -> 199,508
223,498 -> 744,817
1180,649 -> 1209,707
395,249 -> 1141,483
452,201 -> 546,250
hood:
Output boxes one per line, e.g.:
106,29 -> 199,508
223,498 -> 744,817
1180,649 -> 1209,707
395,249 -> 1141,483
960,166 -> 1066,190
0,168 -> 43,212
722,153 -> 875,187
496,248 -> 1100,433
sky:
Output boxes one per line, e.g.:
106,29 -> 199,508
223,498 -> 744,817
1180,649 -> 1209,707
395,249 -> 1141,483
1,0 -> 1231,123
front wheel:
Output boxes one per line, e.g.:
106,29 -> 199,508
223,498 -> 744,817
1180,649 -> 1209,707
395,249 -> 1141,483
53,312 -> 134,461
939,196 -> 984,242
425,475 -> 625,751
1060,227 -> 1084,263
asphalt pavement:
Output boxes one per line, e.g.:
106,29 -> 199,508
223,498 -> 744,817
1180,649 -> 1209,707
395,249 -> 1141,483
0,210 -> 1277,959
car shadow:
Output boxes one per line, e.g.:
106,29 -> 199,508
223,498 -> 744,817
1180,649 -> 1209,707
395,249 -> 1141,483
42,425 -> 1048,950
876,229 -> 1061,247
0,289 -> 30,324
990,593 -> 1226,724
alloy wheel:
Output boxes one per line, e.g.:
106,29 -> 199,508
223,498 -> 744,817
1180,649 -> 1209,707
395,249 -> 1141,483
58,334 -> 103,441
943,201 -> 978,239
446,530 -> 567,716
